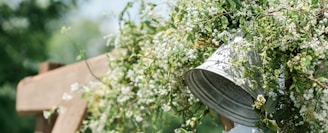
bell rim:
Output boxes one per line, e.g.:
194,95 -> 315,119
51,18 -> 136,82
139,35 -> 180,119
184,69 -> 259,127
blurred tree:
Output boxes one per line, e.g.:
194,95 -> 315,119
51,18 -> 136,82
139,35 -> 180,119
0,0 -> 75,132
47,20 -> 108,64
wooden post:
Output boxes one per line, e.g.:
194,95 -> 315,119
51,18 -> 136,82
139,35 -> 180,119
52,100 -> 88,133
34,113 -> 58,133
16,54 -> 109,114
38,62 -> 64,74
16,51 -> 123,133
35,62 -> 64,133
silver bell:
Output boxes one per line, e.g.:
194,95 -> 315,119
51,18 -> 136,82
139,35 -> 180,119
184,36 -> 263,127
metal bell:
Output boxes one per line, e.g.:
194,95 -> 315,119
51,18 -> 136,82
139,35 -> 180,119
184,36 -> 263,127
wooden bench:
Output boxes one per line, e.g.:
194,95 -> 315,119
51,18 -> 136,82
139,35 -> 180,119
16,53 -> 111,133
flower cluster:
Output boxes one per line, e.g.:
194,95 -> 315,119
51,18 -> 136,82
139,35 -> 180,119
81,0 -> 328,132
253,95 -> 266,110
239,1 -> 328,132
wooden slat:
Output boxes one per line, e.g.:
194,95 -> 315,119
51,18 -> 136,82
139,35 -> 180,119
17,50 -> 124,132
16,54 -> 109,115
38,62 -> 64,74
34,62 -> 64,133
34,113 -> 58,133
52,100 -> 88,133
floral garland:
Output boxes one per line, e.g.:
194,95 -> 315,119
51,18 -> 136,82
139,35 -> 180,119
81,0 -> 328,132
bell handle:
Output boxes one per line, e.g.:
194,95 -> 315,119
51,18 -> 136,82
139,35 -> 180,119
218,114 -> 234,131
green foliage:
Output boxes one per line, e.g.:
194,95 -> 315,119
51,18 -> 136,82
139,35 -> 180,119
0,0 -> 75,84
0,83 -> 35,133
238,1 -> 328,132
81,0 -> 328,132
0,0 -> 75,132
81,0 -> 238,132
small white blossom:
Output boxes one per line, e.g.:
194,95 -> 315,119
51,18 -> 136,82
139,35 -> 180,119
135,115 -> 143,122
324,12 -> 328,18
57,106 -> 65,114
253,94 -> 266,109
62,93 -> 72,101
43,106 -> 57,119
43,110 -> 51,119
121,86 -> 132,94
126,111 -> 133,118
185,117 -> 197,127
162,104 -> 171,112
174,129 -> 181,133
60,26 -> 71,34
70,82 -> 79,92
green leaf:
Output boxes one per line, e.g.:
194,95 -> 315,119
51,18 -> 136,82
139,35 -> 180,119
312,0 -> 318,5
227,0 -> 236,9
221,16 -> 229,29
318,77 -> 328,82
289,84 -> 296,90
265,98 -> 277,114
76,49 -> 86,61
232,0 -> 242,9
186,34 -> 194,43
175,128 -> 192,133
239,17 -> 245,25
119,2 -> 133,22
305,55 -> 312,67
263,119 -> 280,131
205,24 -> 212,32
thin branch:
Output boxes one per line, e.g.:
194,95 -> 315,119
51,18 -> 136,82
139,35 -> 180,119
83,59 -> 108,86
308,77 -> 328,89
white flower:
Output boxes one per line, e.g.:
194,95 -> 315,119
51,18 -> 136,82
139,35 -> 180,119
126,111 -> 133,118
324,12 -> 328,18
186,49 -> 197,59
117,95 -> 130,104
232,36 -> 243,43
135,115 -> 143,122
121,86 -> 132,94
43,106 -> 57,119
303,89 -> 314,100
70,82 -> 79,92
186,117 -> 197,127
57,106 -> 65,114
83,86 -> 90,92
174,129 -> 181,133
43,110 -> 51,119
257,95 -> 266,103
162,104 -> 171,112
60,26 -> 71,34
253,94 -> 266,109
208,7 -> 217,16
62,93 -> 72,101
235,78 -> 246,86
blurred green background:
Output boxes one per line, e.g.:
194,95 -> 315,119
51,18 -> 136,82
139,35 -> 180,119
0,0 -> 74,132
0,0 -> 223,132
0,0 -> 107,132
